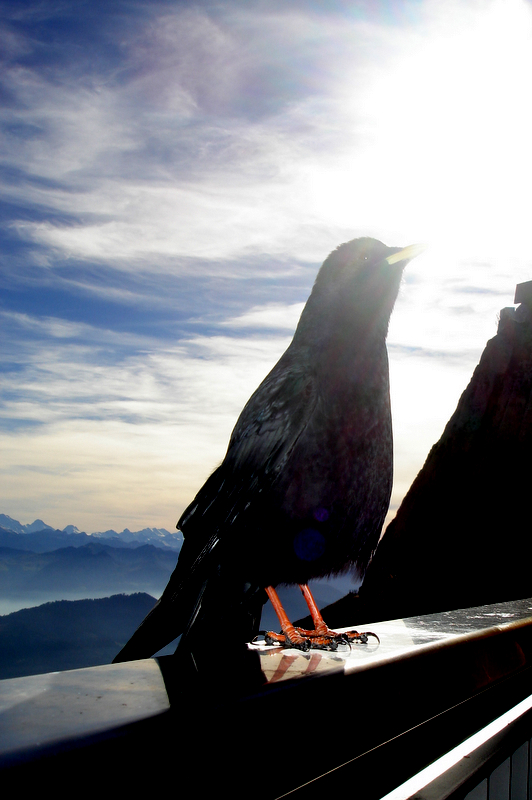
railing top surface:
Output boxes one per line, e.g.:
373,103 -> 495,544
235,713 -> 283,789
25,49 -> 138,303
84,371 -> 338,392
252,597 -> 532,684
0,658 -> 169,760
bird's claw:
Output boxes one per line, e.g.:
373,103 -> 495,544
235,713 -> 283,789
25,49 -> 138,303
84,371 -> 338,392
264,630 -> 311,650
338,629 -> 380,645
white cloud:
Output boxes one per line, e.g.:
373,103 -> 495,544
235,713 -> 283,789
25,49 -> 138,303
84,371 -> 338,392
222,302 -> 305,330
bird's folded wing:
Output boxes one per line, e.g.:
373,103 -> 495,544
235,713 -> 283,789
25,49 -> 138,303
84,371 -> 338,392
229,363 -> 317,474
178,360 -> 318,538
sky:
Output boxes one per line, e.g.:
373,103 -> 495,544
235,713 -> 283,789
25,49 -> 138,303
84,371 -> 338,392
1,0 -> 532,539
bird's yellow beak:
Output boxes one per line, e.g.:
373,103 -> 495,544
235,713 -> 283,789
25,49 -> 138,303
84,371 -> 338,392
385,243 -> 427,265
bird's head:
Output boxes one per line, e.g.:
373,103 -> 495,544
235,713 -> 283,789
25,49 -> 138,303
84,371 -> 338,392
296,237 -> 425,348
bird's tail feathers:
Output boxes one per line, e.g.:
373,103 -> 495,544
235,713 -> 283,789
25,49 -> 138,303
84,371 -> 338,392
112,534 -> 220,663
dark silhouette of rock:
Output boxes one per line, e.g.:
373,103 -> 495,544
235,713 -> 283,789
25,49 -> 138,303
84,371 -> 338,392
305,284 -> 532,628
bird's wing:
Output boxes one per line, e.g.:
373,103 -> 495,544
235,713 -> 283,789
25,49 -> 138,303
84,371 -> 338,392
178,357 -> 318,537
230,362 -> 317,474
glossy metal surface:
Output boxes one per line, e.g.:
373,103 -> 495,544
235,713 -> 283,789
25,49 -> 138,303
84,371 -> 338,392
0,659 -> 169,762
252,598 -> 532,685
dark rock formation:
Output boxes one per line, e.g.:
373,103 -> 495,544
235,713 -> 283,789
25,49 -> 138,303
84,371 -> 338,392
315,286 -> 532,627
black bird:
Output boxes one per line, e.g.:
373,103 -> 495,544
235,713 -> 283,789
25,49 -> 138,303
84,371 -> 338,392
113,237 -> 422,663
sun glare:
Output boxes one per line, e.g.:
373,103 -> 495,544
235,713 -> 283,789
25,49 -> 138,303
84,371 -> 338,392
306,0 -> 532,265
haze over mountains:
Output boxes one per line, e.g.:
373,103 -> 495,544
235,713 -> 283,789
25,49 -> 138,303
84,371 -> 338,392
0,513 -> 182,616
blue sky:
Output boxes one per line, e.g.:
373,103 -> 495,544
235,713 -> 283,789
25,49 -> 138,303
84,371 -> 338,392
1,0 -> 532,538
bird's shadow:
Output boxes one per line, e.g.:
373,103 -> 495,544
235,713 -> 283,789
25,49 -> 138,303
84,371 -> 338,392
156,641 -> 267,708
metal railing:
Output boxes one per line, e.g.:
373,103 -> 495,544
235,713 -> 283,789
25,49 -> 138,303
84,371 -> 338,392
2,597 -> 532,798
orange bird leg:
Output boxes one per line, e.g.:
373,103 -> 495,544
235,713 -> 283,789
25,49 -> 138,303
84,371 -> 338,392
297,584 -> 330,636
264,586 -> 312,650
296,583 -> 379,645
264,586 -> 339,650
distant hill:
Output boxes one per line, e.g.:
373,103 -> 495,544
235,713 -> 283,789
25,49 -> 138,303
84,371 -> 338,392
0,542 -> 179,601
0,514 -> 183,553
0,593 -> 160,679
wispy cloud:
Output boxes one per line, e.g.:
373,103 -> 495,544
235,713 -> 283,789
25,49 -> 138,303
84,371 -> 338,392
0,316 -> 291,530
221,302 -> 306,330
1,0 -> 531,533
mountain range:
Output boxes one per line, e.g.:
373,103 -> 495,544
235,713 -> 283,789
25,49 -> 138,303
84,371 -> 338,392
0,513 -> 182,612
0,514 -> 183,552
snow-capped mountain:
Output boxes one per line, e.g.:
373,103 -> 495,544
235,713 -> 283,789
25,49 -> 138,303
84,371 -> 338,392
0,515 -> 55,534
0,514 -> 182,552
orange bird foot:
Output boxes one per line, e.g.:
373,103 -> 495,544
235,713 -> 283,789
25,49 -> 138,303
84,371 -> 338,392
263,626 -> 378,651
262,585 -> 380,651
264,628 -> 337,651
